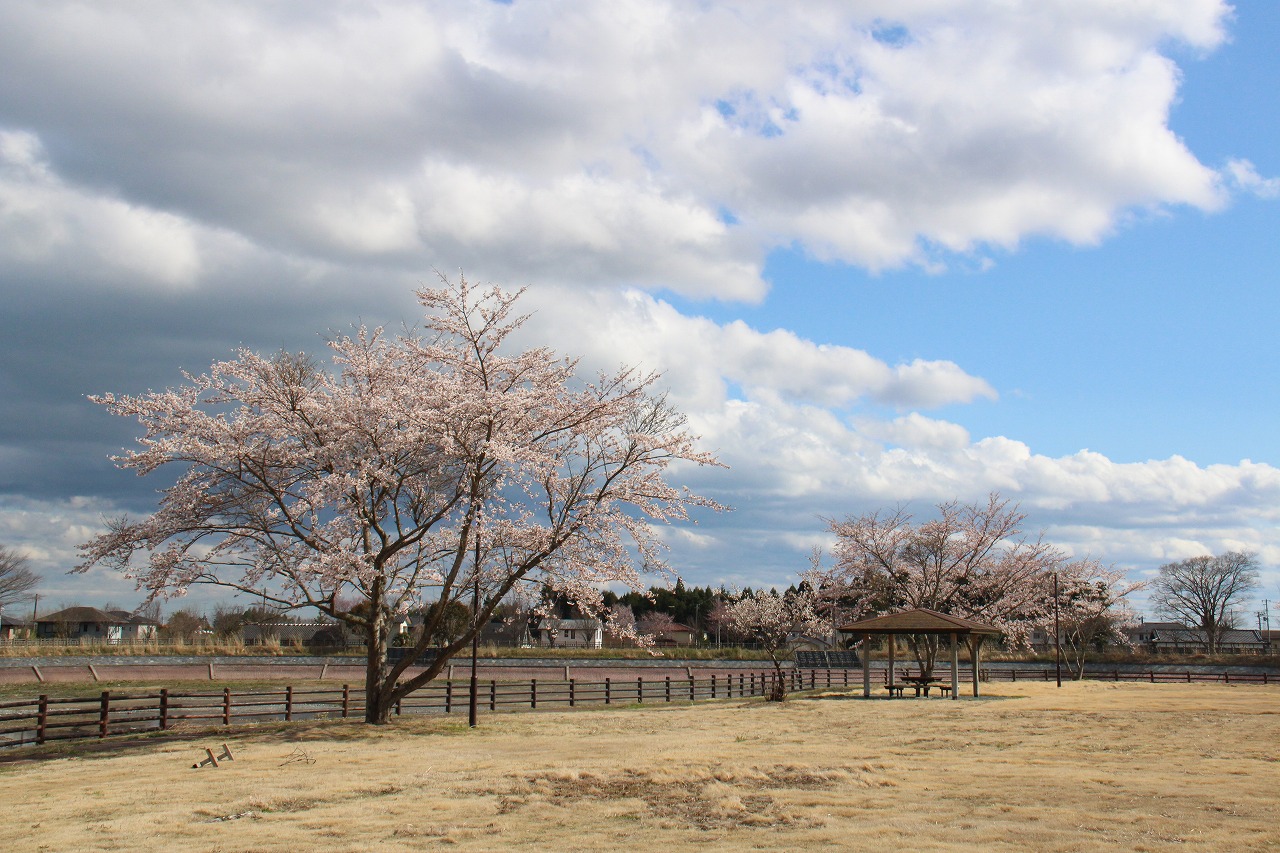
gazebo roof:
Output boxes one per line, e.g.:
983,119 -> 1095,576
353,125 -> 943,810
837,607 -> 1001,636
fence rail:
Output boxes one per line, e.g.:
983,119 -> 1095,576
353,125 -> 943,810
988,668 -> 1275,685
1,668 -> 836,750
2,666 -> 1274,750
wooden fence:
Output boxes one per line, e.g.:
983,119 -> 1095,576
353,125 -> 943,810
987,668 -> 1275,684
2,666 -> 1275,750
0,668 -> 820,749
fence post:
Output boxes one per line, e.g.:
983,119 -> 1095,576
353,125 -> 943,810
570,679 -> 576,708
446,680 -> 453,713
637,677 -> 643,703
710,674 -> 716,699
159,688 -> 169,731
605,677 -> 611,705
342,684 -> 350,718
531,678 -> 537,709
1150,671 -> 1155,683
37,695 -> 48,744
285,685 -> 293,722
395,694 -> 402,716
223,687 -> 231,726
664,676 -> 670,703
689,676 -> 695,701
98,690 -> 111,738
842,670 -> 848,687
490,680 -> 497,712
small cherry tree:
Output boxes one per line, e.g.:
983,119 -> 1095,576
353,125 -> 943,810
79,275 -> 723,723
722,588 -> 826,701
1049,560 -> 1144,679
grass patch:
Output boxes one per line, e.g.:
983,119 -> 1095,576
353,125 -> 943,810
1,681 -> 1278,850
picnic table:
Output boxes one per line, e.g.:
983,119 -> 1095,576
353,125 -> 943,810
901,675 -> 950,697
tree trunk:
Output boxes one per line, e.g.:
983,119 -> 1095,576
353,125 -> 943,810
364,610 -> 393,724
767,655 -> 787,701
907,634 -> 939,679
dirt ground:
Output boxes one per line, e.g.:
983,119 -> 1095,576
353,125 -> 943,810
1,680 -> 1277,851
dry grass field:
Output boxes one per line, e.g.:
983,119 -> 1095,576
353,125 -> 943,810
1,681 -> 1277,851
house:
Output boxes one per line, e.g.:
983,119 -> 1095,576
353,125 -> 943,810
531,617 -> 604,649
35,607 -> 159,642
107,610 -> 160,640
0,617 -> 32,640
1128,622 -> 1267,654
649,623 -> 698,647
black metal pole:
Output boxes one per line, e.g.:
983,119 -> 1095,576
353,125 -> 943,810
469,535 -> 480,728
1054,571 -> 1062,688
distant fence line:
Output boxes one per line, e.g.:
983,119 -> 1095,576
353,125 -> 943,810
992,668 -> 1276,685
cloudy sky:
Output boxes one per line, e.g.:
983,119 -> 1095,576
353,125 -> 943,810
1,1 -> 1277,620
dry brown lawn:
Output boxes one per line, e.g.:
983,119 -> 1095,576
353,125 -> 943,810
1,681 -> 1277,851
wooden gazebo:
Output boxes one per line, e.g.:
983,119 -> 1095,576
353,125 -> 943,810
837,608 -> 1002,699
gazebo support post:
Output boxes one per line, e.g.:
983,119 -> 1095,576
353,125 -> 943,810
950,632 -> 959,701
887,633 -> 895,690
862,634 -> 871,698
968,635 -> 985,697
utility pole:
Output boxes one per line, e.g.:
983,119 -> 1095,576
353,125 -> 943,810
1054,571 -> 1062,688
468,534 -> 480,729
1263,599 -> 1272,654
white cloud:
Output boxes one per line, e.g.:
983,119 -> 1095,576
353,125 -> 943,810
0,0 -> 1237,294
1,0 -> 1273,611
507,285 -> 1280,598
1225,158 -> 1280,199
519,287 -> 996,412
0,131 -> 207,288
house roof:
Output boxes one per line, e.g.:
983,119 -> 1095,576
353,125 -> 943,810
107,609 -> 160,625
38,606 -> 128,624
837,608 -> 1001,636
1150,628 -> 1264,644
541,618 -> 602,630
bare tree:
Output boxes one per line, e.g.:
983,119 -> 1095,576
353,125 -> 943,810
1151,552 -> 1259,653
0,545 -> 40,615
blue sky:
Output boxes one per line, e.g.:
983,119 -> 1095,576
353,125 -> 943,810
0,1 -> 1276,618
672,1 -> 1280,469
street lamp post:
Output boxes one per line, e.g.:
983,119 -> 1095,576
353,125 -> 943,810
1054,571 -> 1062,688
469,535 -> 480,729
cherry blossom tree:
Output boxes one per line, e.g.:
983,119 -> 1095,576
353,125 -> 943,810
78,274 -> 723,723
1048,560 -> 1144,679
814,494 -> 1065,677
722,588 -> 826,701
635,609 -> 679,641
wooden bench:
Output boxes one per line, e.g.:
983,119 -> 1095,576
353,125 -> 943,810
885,683 -> 907,698
933,684 -> 952,697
